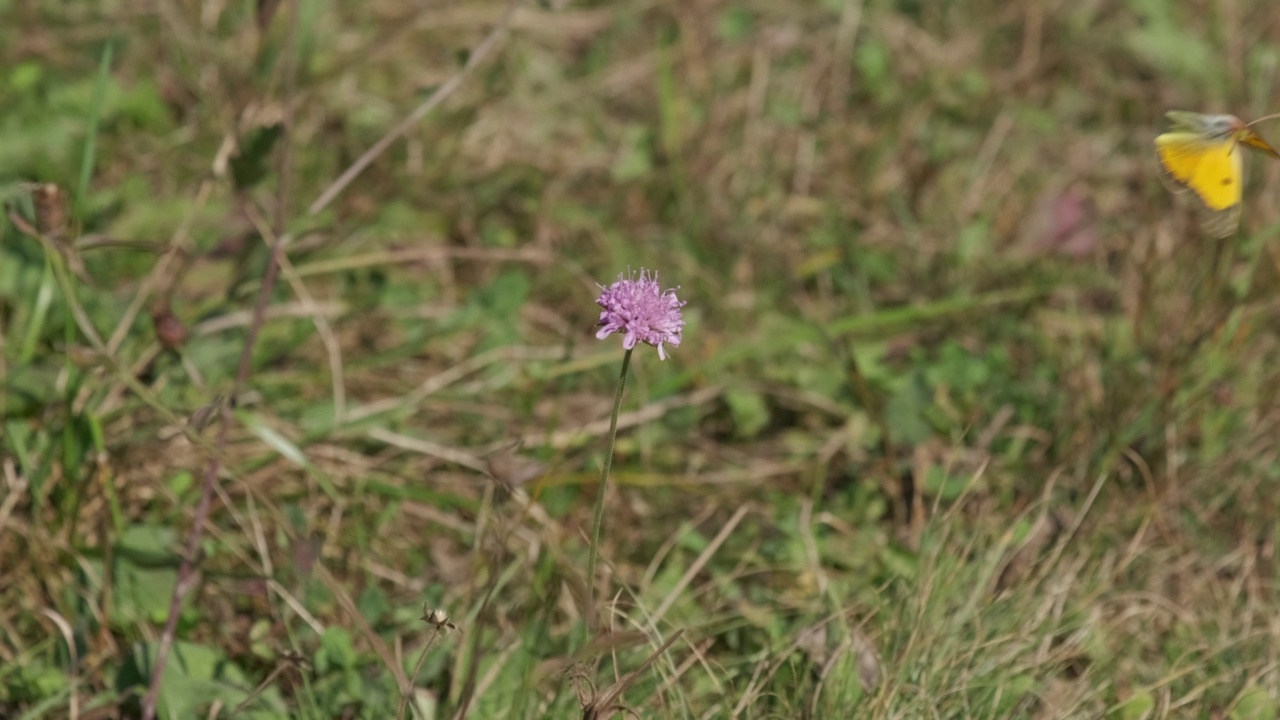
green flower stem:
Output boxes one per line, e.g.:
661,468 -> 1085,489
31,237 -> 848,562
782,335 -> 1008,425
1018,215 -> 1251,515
585,347 -> 632,632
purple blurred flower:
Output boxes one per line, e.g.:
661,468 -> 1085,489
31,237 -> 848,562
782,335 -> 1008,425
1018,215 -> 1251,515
595,269 -> 686,360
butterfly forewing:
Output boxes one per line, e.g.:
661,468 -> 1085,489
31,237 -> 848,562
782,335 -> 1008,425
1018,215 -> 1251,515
1155,130 -> 1242,238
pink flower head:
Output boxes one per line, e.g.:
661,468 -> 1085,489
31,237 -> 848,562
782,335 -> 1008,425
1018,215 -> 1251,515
595,269 -> 686,360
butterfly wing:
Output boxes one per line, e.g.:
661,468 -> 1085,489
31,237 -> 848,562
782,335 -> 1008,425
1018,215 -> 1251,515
1155,131 -> 1242,238
1164,110 -> 1216,133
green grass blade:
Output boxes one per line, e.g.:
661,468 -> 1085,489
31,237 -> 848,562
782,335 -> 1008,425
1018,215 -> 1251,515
76,40 -> 114,221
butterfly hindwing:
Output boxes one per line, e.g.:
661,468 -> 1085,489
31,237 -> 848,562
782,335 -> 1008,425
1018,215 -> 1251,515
1239,130 -> 1280,159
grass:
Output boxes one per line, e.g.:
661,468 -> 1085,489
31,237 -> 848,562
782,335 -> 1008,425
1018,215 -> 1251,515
3,0 -> 1280,718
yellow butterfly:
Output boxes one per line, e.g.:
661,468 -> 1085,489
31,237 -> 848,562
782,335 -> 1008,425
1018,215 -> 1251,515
1154,110 -> 1280,237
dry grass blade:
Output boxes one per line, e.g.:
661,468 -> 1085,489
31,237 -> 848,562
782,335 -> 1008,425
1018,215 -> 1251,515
38,608 -> 79,720
230,651 -> 309,718
579,629 -> 685,720
242,204 -> 348,423
307,0 -> 527,215
650,505 -> 749,624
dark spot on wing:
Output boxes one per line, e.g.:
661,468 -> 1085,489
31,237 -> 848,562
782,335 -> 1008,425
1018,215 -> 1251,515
1223,177 -> 1233,186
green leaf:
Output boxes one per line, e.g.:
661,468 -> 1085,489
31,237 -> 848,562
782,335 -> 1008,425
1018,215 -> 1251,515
725,389 -> 770,439
117,524 -> 179,563
475,269 -> 530,317
357,584 -> 390,625
1233,688 -> 1278,720
957,221 -> 990,264
1126,2 -> 1217,91
879,543 -> 918,580
9,61 -> 43,93
240,411 -> 310,468
317,627 -> 357,672
249,619 -> 274,661
611,125 -> 652,181
885,373 -> 932,445
112,560 -> 178,625
922,465 -> 971,502
124,641 -> 281,720
994,674 -> 1037,714
1111,689 -> 1155,720
717,7 -> 754,41
2,366 -> 61,416
856,39 -> 895,103
168,471 -> 194,497
5,662 -> 68,702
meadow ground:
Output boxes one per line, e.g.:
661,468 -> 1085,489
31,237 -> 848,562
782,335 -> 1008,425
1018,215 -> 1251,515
3,1 -> 1280,718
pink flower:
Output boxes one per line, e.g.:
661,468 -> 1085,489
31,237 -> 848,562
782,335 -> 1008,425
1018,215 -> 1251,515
595,269 -> 686,360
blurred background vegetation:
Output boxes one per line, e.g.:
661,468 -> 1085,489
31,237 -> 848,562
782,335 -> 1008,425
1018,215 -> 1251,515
4,0 -> 1280,717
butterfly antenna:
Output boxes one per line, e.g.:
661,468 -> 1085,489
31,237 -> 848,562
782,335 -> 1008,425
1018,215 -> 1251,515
1245,113 -> 1280,128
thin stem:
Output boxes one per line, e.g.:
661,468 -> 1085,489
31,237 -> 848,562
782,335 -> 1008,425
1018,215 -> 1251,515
396,628 -> 444,720
584,348 -> 632,632
142,226 -> 291,720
